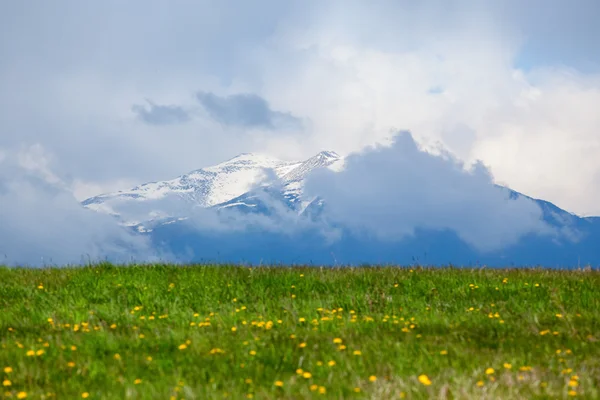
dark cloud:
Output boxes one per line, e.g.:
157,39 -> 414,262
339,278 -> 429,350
196,91 -> 303,130
304,131 -> 553,252
132,100 -> 191,126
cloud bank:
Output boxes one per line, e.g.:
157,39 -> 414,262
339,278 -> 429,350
0,145 -> 165,266
305,131 -> 553,252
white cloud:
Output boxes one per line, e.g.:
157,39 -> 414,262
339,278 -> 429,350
253,4 -> 600,215
0,145 -> 165,266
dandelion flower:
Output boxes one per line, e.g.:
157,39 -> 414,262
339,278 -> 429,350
134,379 -> 142,385
476,381 -> 484,387
485,368 -> 495,375
318,386 -> 326,394
569,380 -> 579,387
3,367 -> 12,374
353,350 -> 362,356
418,375 -> 432,386
503,363 -> 512,369
67,362 -> 76,368
17,392 -> 27,399
302,372 -> 312,379
178,344 -> 187,350
2,380 -> 11,387
81,393 -> 89,398
274,381 -> 284,387
369,375 -> 377,382
440,350 -> 448,355
327,360 -> 336,367
333,338 -> 342,344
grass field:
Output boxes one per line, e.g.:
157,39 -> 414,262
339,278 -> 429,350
0,264 -> 599,399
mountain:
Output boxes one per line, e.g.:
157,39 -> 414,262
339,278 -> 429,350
82,151 -> 342,229
82,151 -> 600,267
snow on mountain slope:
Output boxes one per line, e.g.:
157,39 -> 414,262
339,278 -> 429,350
214,151 -> 343,214
82,151 -> 340,227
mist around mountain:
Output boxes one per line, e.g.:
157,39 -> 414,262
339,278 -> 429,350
81,132 -> 600,268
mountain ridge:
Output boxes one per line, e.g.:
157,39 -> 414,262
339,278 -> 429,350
82,151 -> 342,228
81,151 -> 600,267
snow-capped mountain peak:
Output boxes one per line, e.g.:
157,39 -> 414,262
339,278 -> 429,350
82,151 -> 342,227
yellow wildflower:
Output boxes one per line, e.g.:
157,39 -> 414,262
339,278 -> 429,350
418,375 -> 432,386
369,375 -> 377,382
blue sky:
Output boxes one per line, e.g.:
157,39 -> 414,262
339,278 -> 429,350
1,0 -> 600,264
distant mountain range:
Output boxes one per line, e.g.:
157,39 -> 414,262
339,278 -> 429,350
82,151 -> 600,267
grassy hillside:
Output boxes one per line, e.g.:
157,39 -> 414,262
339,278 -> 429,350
0,264 -> 599,399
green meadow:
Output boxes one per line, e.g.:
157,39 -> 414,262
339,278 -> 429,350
0,264 -> 599,399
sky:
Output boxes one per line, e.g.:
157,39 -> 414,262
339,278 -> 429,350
1,1 -> 600,264
1,0 -> 600,214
